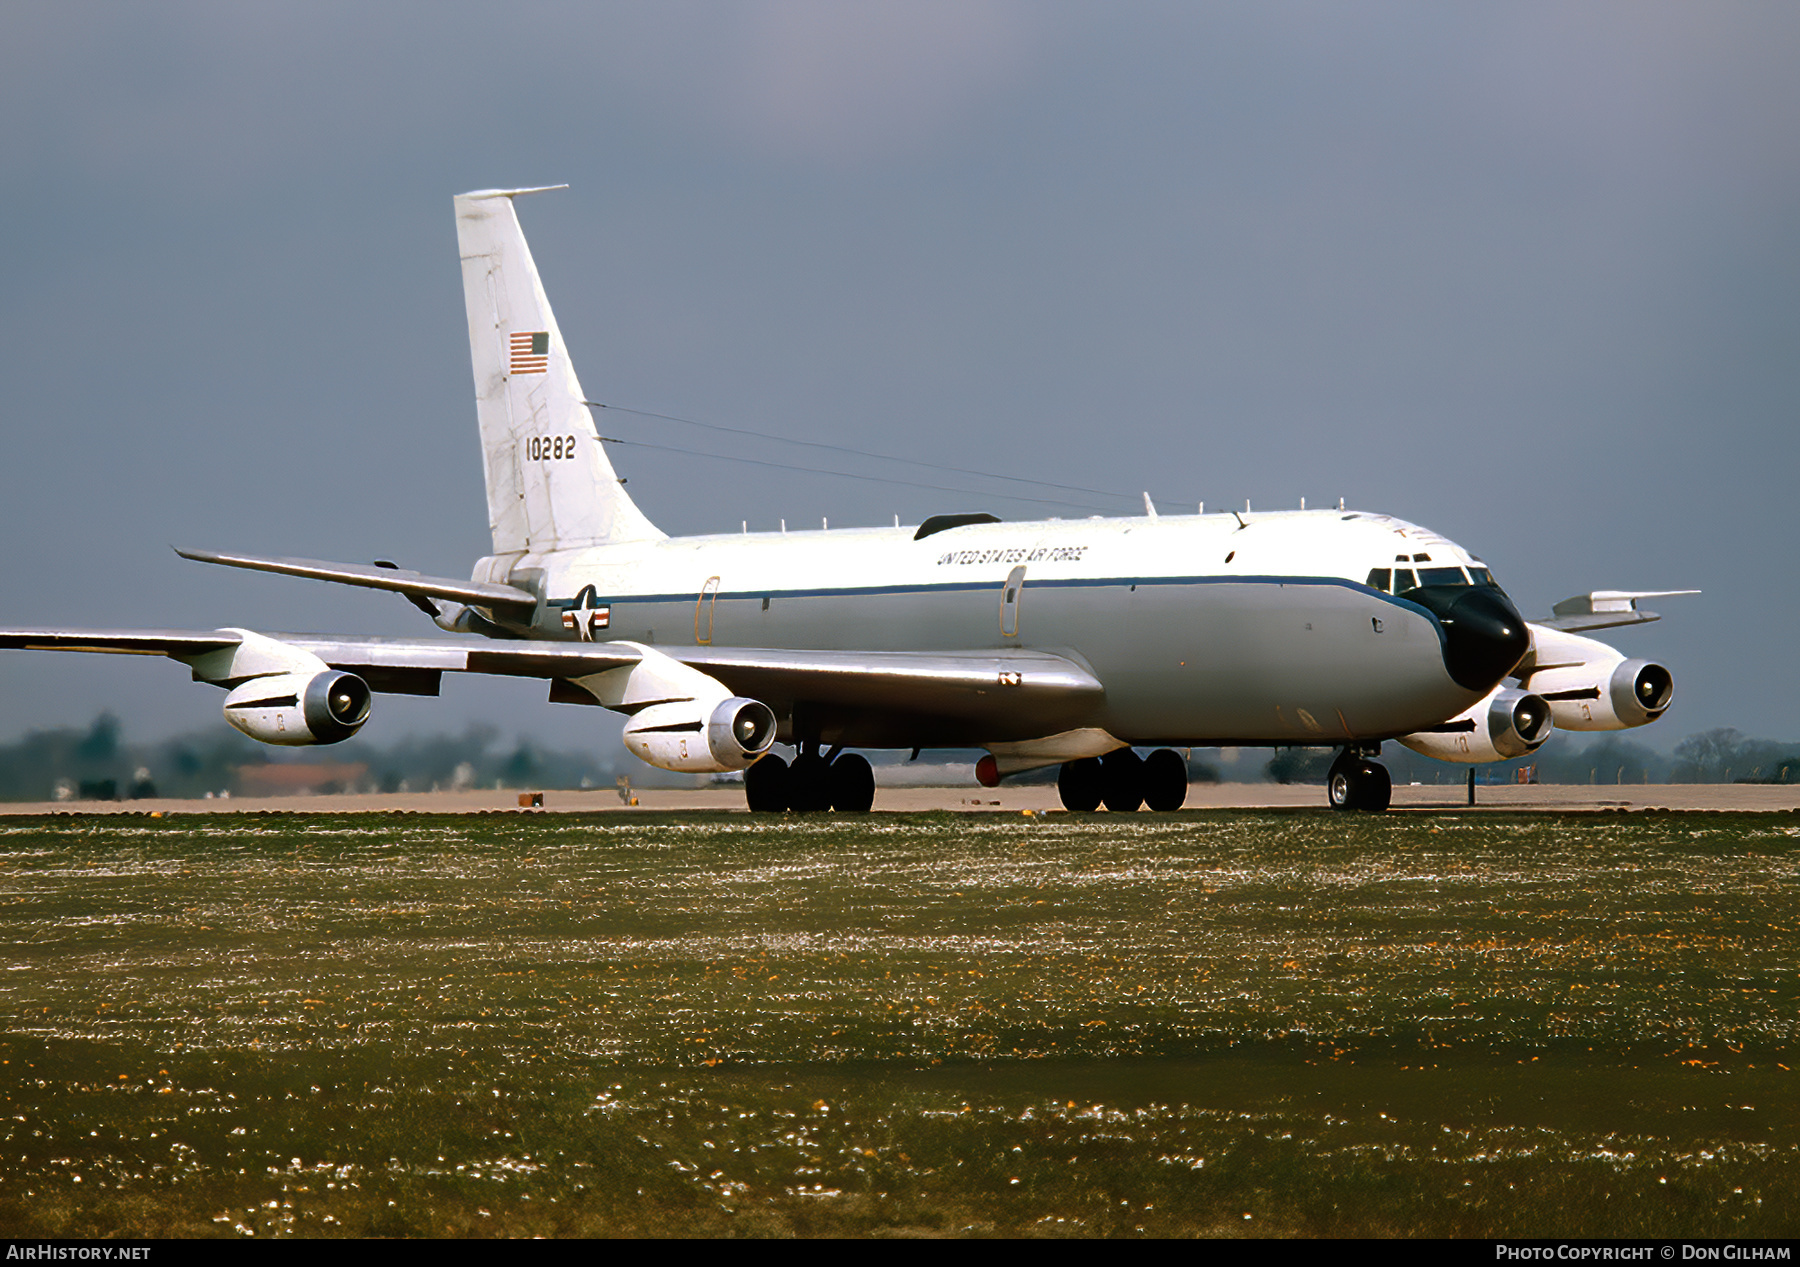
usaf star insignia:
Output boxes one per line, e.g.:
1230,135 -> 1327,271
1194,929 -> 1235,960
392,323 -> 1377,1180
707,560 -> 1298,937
561,585 -> 611,642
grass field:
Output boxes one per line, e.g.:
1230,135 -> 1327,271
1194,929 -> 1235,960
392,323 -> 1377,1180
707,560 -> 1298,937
1,808 -> 1796,1238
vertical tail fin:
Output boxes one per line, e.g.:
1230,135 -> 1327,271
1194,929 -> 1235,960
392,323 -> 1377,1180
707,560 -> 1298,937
455,187 -> 663,555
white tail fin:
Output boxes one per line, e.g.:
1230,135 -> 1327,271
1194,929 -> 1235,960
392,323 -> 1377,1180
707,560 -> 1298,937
454,188 -> 663,554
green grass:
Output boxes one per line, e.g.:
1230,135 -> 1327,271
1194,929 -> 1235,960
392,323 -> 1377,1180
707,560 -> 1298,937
0,808 -> 1796,1237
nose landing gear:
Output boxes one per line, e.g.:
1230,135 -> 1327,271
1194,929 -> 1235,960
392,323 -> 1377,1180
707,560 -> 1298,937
1327,748 -> 1392,812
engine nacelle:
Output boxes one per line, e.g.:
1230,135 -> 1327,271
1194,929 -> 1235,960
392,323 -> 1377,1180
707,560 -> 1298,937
1527,656 -> 1673,731
223,670 -> 372,746
1520,626 -> 1673,731
1398,685 -> 1553,764
622,695 -> 777,773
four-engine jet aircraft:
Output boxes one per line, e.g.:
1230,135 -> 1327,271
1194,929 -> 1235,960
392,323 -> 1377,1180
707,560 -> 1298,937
0,188 -> 1693,812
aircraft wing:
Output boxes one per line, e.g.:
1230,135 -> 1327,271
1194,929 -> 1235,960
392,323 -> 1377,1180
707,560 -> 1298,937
675,645 -> 1101,717
0,629 -> 242,656
0,628 -> 1103,721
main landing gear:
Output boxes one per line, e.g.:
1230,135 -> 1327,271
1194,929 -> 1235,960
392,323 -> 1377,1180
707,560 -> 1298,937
1057,748 -> 1190,812
745,746 -> 876,814
1054,746 -> 1394,812
1326,748 -> 1391,812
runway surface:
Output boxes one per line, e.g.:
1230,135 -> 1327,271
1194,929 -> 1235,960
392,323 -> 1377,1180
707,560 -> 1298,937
1,808 -> 1795,1237
5,780 -> 1799,816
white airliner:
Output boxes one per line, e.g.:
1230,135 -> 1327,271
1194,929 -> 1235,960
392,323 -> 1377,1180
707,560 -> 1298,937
0,188 -> 1694,813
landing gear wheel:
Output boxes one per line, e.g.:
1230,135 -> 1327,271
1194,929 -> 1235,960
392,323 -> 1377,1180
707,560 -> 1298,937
787,752 -> 833,813
1142,748 -> 1189,811
1327,765 -> 1356,810
1058,758 -> 1103,812
827,753 -> 875,813
1360,761 -> 1392,811
744,753 -> 790,813
1101,748 -> 1146,812
1327,754 -> 1392,812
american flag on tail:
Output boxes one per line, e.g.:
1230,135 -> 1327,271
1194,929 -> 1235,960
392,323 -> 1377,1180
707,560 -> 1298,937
509,331 -> 549,375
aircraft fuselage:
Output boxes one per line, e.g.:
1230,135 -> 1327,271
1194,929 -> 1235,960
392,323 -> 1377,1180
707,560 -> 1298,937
479,507 -> 1517,750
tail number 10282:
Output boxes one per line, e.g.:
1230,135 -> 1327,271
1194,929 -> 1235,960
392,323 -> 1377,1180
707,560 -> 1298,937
525,435 -> 578,461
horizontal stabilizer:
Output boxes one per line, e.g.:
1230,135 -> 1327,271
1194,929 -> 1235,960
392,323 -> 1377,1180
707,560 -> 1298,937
175,548 -> 538,611
1537,589 -> 1699,633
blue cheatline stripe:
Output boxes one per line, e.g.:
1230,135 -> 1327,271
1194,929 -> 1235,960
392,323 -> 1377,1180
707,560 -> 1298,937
550,573 -> 1434,617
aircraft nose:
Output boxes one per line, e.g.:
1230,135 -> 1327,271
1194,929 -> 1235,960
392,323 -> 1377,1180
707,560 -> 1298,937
1406,585 -> 1530,692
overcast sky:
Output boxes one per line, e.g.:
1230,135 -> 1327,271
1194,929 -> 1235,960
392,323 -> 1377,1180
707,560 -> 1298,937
1,2 -> 1795,757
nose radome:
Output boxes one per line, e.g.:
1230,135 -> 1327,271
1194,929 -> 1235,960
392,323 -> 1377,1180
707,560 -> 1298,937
1407,585 -> 1530,692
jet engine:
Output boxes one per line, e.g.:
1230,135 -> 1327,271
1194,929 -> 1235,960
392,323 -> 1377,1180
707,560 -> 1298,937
1398,685 -> 1553,764
568,642 -> 780,774
622,696 -> 777,773
223,670 -> 372,746
1519,628 -> 1673,730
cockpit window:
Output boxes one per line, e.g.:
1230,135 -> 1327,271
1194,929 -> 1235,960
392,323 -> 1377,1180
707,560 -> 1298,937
1379,561 -> 1508,597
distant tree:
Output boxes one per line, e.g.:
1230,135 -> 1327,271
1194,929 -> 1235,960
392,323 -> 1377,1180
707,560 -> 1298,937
1568,733 -> 1663,785
75,712 -> 121,763
1266,748 -> 1334,784
1725,736 -> 1800,783
502,743 -> 540,787
1673,728 -> 1746,783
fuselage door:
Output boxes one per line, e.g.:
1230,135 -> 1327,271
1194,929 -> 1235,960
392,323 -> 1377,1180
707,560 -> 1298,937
1000,565 -> 1026,639
696,576 -> 720,645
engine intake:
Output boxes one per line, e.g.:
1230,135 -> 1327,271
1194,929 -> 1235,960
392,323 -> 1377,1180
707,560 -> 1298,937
223,670 -> 372,746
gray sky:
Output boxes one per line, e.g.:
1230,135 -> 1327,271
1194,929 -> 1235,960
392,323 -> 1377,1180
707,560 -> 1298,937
2,2 -> 1796,755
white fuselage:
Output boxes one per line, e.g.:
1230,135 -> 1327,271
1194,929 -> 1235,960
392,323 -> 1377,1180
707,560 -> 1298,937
473,508 -> 1498,749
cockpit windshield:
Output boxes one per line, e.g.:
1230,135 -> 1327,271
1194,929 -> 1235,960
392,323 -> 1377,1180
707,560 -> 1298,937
1364,564 -> 1504,595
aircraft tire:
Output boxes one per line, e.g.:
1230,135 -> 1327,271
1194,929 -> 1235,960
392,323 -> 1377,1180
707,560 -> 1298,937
828,753 -> 876,813
1101,748 -> 1145,812
1057,758 -> 1104,812
1327,765 -> 1356,810
1358,761 -> 1392,812
743,753 -> 789,813
1142,748 -> 1189,811
1327,756 -> 1392,812
787,752 -> 833,813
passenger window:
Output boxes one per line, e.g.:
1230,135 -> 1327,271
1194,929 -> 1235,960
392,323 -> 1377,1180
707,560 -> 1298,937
1392,568 -> 1417,592
1365,568 -> 1392,593
1419,567 -> 1467,587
